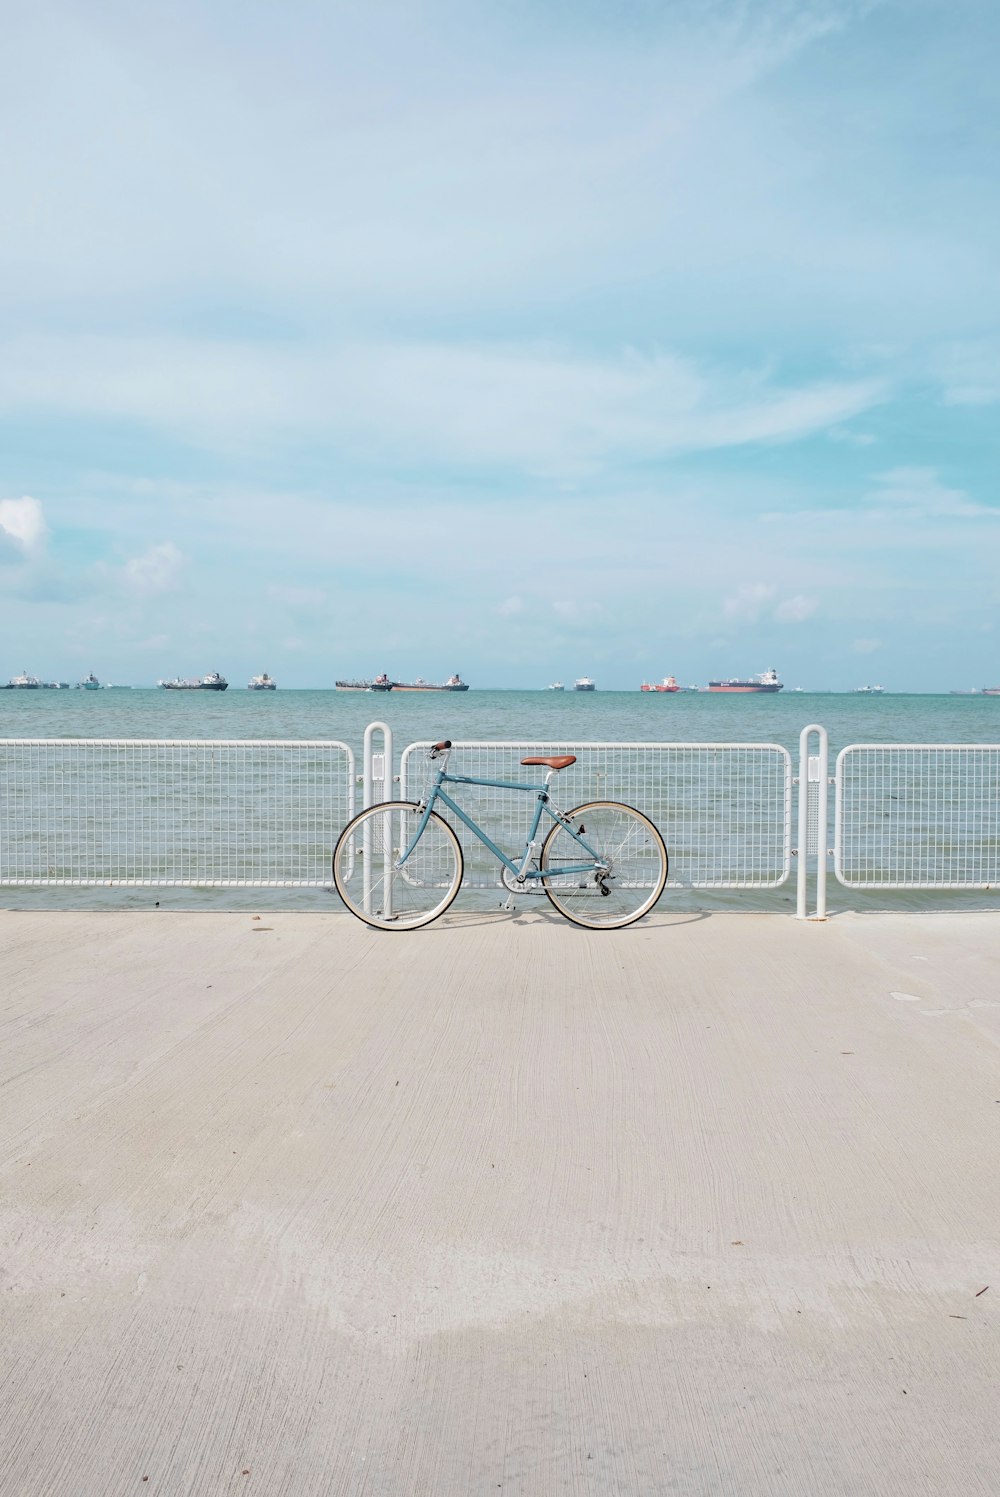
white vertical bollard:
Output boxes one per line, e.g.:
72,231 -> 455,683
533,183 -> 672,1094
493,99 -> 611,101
796,724 -> 829,920
362,722 -> 394,916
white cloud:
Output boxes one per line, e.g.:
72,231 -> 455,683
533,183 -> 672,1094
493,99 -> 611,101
724,583 -> 775,621
773,594 -> 817,623
122,542 -> 185,597
0,496 -> 46,554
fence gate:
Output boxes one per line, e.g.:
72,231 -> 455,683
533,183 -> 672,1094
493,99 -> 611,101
835,743 -> 1000,890
399,739 -> 792,891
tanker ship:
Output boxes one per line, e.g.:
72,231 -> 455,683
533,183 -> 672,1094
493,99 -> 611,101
707,668 -> 783,694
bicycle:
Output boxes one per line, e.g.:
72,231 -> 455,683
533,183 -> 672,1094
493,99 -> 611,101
332,739 -> 668,931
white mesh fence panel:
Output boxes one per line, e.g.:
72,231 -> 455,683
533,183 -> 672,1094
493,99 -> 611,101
400,741 -> 791,888
0,739 -> 354,886
835,744 -> 1000,889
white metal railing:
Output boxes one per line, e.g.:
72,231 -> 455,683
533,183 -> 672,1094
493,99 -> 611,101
0,739 -> 354,886
4,728 -> 998,903
399,740 -> 793,889
834,743 -> 1000,889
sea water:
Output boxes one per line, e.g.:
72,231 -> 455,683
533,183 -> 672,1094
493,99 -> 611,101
2,688 -> 999,914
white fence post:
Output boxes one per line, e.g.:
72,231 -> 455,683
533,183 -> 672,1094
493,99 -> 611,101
361,722 -> 394,916
796,724 -> 829,919
362,721 -> 393,810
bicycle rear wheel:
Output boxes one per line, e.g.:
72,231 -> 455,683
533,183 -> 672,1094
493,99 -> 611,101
539,801 -> 668,929
333,801 -> 463,930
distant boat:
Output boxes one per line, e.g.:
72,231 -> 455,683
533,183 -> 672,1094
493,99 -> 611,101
573,677 -> 596,691
4,671 -> 41,689
76,672 -> 101,690
950,689 -> 981,696
248,673 -> 277,690
335,673 -> 393,692
982,687 -> 1000,697
547,682 -> 565,691
640,676 -> 679,693
159,671 -> 229,691
854,685 -> 885,695
708,668 -> 782,694
390,674 -> 470,692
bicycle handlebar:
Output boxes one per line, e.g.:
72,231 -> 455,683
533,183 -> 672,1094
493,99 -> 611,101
429,740 -> 452,757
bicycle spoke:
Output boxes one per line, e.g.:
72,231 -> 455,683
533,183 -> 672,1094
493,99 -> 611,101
333,802 -> 463,930
540,802 -> 667,929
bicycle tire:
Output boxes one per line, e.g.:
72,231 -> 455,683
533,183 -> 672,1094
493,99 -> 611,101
539,801 -> 668,929
333,801 -> 463,930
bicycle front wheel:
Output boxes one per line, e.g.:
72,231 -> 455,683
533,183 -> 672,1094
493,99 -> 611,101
539,801 -> 668,929
333,801 -> 463,930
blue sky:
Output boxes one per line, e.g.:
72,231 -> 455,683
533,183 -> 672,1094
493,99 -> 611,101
1,0 -> 998,689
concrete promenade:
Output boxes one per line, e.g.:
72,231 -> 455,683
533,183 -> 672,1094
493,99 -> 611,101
2,906 -> 999,1495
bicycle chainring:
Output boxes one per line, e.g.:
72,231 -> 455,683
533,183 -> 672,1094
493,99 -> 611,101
501,861 -> 547,895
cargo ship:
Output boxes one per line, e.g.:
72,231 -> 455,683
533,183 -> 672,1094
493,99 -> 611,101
389,674 -> 469,692
573,677 -> 596,691
708,668 -> 782,694
248,673 -> 277,690
159,671 -> 229,691
641,676 -> 679,693
335,674 -> 393,692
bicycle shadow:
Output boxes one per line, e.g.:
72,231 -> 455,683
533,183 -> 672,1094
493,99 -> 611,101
383,904 -> 712,932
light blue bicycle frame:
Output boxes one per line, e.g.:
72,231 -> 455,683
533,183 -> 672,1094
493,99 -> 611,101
397,761 -> 608,883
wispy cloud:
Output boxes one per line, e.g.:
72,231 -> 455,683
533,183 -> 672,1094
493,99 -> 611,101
0,1 -> 862,320
867,468 -> 998,520
936,341 -> 1000,407
0,334 -> 885,473
765,467 -> 999,529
